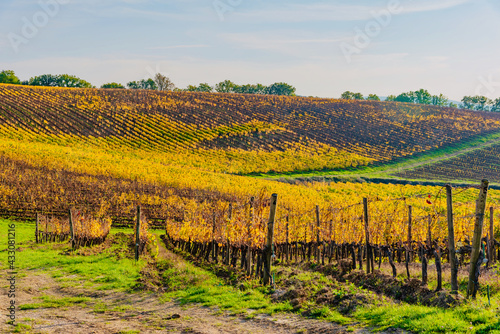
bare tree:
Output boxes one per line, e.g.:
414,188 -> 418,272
154,73 -> 175,91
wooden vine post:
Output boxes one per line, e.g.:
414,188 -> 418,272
69,209 -> 75,250
489,207 -> 495,264
363,198 -> 371,274
315,205 -> 321,263
406,205 -> 412,278
467,179 -> 489,299
263,194 -> 278,285
246,196 -> 254,275
329,211 -> 334,264
135,205 -> 141,261
285,215 -> 289,263
45,218 -> 48,243
226,204 -> 232,265
427,215 -> 432,248
35,212 -> 39,244
212,211 -> 216,262
434,247 -> 442,291
445,185 -> 459,293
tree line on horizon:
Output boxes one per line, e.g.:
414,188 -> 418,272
341,89 -> 500,112
1,70 -> 499,111
0,70 -> 296,97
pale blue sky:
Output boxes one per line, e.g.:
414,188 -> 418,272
1,0 -> 499,100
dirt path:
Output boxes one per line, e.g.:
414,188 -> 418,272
0,240 -> 411,334
0,274 -> 346,333
0,243 -> 386,334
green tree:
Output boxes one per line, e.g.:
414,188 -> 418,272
461,96 -> 474,110
197,83 -> 213,92
253,84 -> 267,94
491,98 -> 500,112
385,95 -> 397,102
28,74 -> 93,88
414,89 -> 432,104
0,70 -> 21,84
215,80 -> 236,93
265,82 -> 296,96
154,73 -> 175,91
472,95 -> 492,111
234,84 -> 266,94
340,91 -> 353,99
57,74 -> 93,88
395,92 -> 415,103
101,82 -> 125,89
366,94 -> 380,101
448,102 -> 458,108
127,81 -> 140,89
127,79 -> 157,90
341,91 -> 363,100
185,83 -> 213,92
431,94 -> 449,107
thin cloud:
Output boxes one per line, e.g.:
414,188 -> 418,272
233,0 -> 473,23
149,44 -> 209,50
400,0 -> 473,14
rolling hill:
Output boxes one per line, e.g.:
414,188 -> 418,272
2,84 -> 500,177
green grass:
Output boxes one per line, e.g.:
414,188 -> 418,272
158,258 -> 293,316
0,219 -> 147,291
307,305 -> 352,324
355,302 -> 500,334
19,295 -> 91,310
12,323 -> 32,333
6,218 -> 500,333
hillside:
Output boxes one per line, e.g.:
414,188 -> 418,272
2,84 -> 500,176
394,140 -> 500,183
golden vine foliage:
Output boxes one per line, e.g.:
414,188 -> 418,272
2,84 -> 500,248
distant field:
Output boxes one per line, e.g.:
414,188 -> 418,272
395,141 -> 500,183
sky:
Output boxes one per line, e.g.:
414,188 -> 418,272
1,0 -> 499,100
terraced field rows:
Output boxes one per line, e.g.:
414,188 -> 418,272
3,84 -> 500,175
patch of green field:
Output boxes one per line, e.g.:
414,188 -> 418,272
262,130 -> 500,182
355,302 -> 500,334
5,218 -> 500,334
158,258 -> 294,316
0,219 -> 147,291
19,295 -> 91,310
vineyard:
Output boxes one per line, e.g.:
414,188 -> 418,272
30,171 -> 499,301
2,84 -> 500,176
395,141 -> 500,184
35,210 -> 111,248
5,83 -> 500,332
